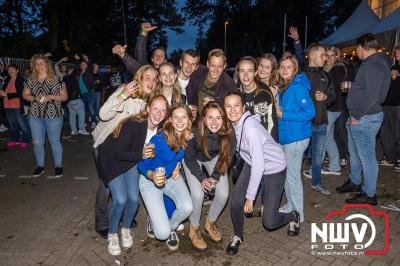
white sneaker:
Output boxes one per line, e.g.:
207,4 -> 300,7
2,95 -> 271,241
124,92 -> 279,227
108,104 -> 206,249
177,223 -> 185,231
321,167 -> 341,176
0,124 -> 8,132
107,233 -> 121,256
121,228 -> 133,249
302,169 -> 311,179
70,131 -> 78,136
78,129 -> 90,135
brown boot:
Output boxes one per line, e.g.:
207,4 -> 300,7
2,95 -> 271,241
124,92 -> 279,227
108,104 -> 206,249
189,224 -> 207,250
205,217 -> 222,242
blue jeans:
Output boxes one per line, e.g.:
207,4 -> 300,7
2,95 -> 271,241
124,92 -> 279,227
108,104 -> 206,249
29,116 -> 63,167
5,108 -> 30,143
108,164 -> 140,234
323,111 -> 341,171
281,138 -> 309,222
82,92 -> 99,122
347,112 -> 383,197
139,175 -> 193,240
311,124 -> 327,186
67,99 -> 86,132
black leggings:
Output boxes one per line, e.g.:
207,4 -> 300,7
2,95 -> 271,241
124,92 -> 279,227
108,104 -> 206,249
230,163 -> 292,239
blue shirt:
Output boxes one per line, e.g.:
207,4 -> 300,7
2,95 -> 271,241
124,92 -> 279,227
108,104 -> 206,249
79,74 -> 89,94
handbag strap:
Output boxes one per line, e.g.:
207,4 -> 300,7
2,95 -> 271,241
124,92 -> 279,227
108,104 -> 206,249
238,115 -> 250,154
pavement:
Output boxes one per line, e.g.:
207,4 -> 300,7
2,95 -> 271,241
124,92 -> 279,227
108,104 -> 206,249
0,131 -> 399,266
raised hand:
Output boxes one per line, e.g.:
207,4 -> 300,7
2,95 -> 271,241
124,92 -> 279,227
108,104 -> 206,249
112,44 -> 127,58
141,22 -> 158,33
288,26 -> 300,41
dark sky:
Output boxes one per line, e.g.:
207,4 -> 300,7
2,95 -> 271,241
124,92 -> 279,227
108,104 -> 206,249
165,0 -> 198,55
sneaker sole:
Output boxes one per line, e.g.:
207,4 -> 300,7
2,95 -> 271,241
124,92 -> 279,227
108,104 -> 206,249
147,232 -> 155,239
108,249 -> 121,256
32,171 -> 45,177
54,174 -> 63,178
321,171 -> 341,176
121,241 -> 133,249
166,242 -> 179,251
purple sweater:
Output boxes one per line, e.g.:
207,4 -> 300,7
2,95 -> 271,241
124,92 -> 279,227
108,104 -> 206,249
233,111 -> 286,200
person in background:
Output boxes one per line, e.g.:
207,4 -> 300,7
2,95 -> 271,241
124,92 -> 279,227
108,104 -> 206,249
0,64 -> 30,148
302,43 -> 335,196
224,91 -> 300,256
98,95 -> 168,256
23,54 -> 68,178
79,60 -> 98,129
138,104 -> 193,251
336,33 -> 391,205
183,101 -> 235,250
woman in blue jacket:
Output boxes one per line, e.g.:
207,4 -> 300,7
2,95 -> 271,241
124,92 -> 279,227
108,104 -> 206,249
138,103 -> 193,251
272,55 -> 315,223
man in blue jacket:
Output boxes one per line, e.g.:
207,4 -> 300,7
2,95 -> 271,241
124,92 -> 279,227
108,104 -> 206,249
336,34 -> 391,205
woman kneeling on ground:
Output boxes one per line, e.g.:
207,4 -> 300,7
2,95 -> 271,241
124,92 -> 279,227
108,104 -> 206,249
97,95 -> 168,256
183,101 -> 236,250
138,103 -> 194,251
223,91 -> 300,256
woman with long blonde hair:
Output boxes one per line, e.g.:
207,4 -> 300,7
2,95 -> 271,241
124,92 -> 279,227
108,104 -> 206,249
22,54 -> 68,178
97,95 -> 168,256
152,62 -> 185,106
138,103 -> 193,251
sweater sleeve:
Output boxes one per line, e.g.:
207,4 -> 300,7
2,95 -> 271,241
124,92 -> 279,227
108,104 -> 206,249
165,149 -> 185,177
244,126 -> 266,200
121,53 -> 142,75
98,87 -> 125,121
134,35 -> 148,66
184,138 -> 207,182
281,86 -> 315,122
114,122 -> 144,162
324,74 -> 336,107
293,41 -> 305,69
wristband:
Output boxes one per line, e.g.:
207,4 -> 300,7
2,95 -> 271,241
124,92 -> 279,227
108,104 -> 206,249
119,92 -> 128,100
141,28 -> 148,36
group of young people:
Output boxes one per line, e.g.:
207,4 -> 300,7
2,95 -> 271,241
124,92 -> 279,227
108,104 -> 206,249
3,21 -> 394,257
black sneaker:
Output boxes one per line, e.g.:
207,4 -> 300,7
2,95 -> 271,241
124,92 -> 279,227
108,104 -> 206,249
336,179 -> 361,193
287,211 -> 300,236
32,167 -> 44,177
147,220 -> 155,239
345,192 -> 377,206
54,167 -> 63,178
96,228 -> 108,239
166,231 -> 179,251
226,235 -> 242,255
394,160 -> 400,172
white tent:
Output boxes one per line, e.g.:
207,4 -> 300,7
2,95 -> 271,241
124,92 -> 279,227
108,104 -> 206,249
321,0 -> 380,46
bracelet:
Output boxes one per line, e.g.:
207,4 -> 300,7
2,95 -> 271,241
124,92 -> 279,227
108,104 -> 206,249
119,92 -> 128,100
141,28 -> 148,36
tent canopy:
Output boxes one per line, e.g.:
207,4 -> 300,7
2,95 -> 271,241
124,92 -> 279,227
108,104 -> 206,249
368,7 -> 400,34
321,0 -> 380,46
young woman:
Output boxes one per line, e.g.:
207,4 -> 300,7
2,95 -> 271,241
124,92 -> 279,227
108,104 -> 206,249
93,64 -> 158,239
97,95 -> 168,256
0,64 -> 30,148
236,56 -> 278,142
22,54 -> 68,177
256,53 -> 277,87
224,91 -> 300,256
183,101 -> 235,250
271,55 -> 315,222
138,104 -> 193,251
153,62 -> 185,106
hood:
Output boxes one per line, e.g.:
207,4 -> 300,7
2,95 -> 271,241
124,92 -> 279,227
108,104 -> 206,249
290,73 -> 311,92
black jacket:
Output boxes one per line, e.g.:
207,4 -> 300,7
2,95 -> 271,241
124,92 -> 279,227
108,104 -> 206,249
347,52 -> 391,120
64,72 -> 81,101
184,127 -> 236,182
98,119 -> 148,185
1,74 -> 26,113
304,67 -> 336,125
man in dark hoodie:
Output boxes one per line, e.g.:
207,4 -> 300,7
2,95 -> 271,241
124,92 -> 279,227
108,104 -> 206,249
303,43 -> 335,196
336,34 -> 391,205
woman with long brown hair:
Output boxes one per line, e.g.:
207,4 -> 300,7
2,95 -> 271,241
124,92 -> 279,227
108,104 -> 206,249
182,101 -> 235,250
22,54 -> 68,177
138,103 -> 193,251
256,53 -> 277,87
97,95 -> 168,256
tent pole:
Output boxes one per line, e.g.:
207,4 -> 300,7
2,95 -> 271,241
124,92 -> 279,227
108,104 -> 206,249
305,15 -> 308,49
283,13 -> 287,53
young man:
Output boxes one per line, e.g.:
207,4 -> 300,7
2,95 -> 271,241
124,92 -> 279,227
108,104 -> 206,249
336,34 -> 391,205
303,43 -> 335,195
186,49 -> 236,114
177,49 -> 200,102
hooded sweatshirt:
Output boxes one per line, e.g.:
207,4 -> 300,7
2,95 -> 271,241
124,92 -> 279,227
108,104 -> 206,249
233,111 -> 286,200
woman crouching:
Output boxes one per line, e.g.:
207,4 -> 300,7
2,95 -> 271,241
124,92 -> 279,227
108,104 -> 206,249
138,104 -> 193,251
223,91 -> 300,256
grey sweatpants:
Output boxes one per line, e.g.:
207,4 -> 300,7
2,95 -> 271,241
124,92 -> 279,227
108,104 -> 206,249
182,156 -> 229,227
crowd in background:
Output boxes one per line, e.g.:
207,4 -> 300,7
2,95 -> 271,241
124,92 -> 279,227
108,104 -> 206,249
0,22 -> 399,257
